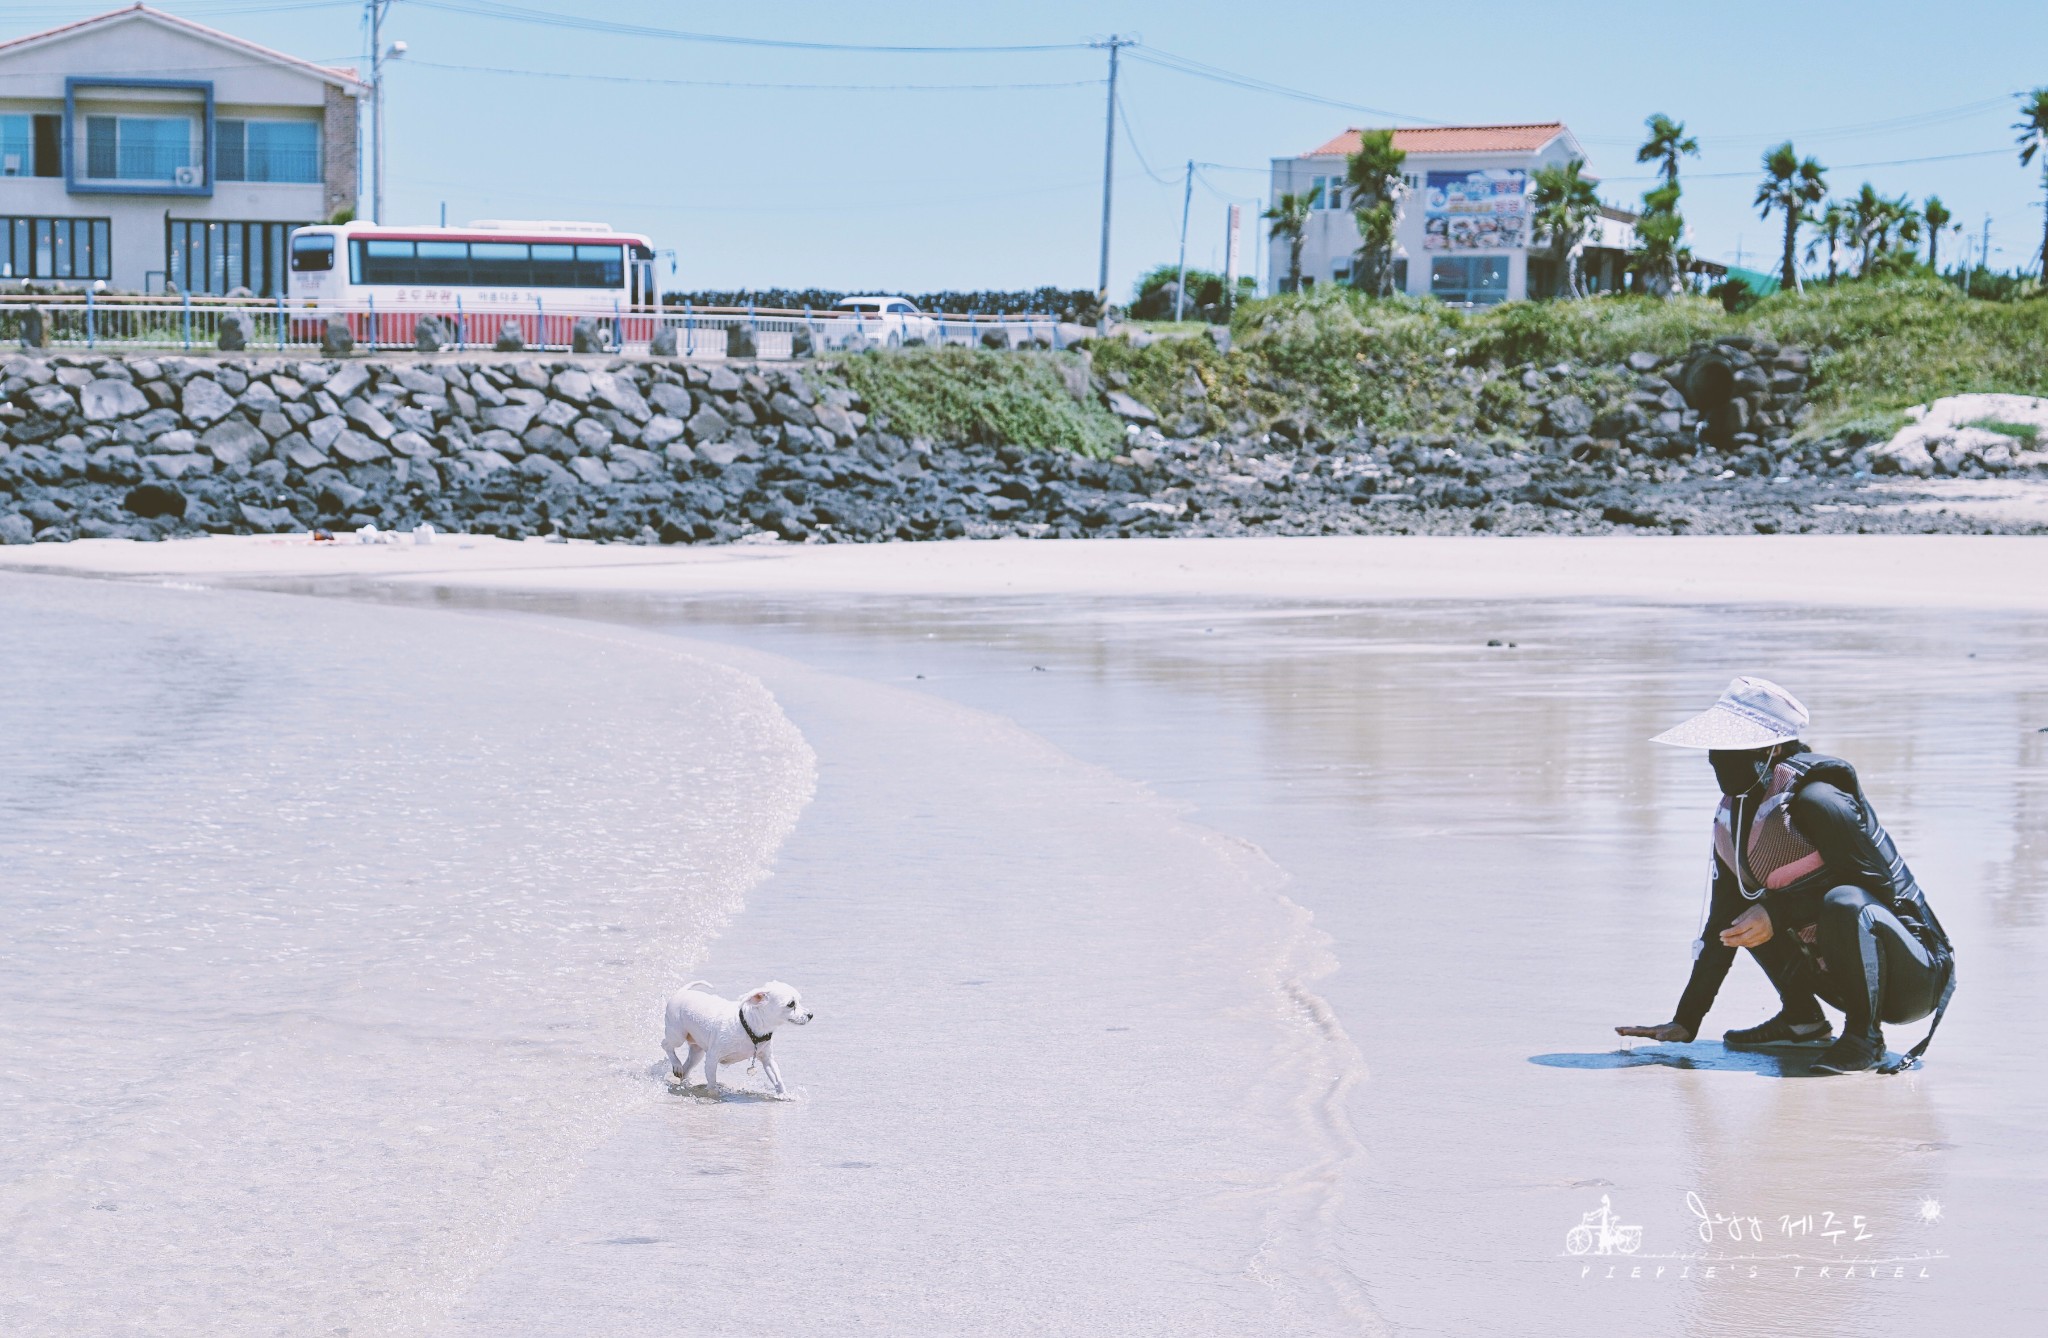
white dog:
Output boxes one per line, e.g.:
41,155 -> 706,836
663,980 -> 812,1096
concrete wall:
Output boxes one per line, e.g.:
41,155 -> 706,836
0,12 -> 357,290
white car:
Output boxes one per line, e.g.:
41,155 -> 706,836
825,295 -> 939,347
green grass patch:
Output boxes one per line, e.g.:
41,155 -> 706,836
1109,277 -> 2048,444
1964,418 -> 2040,442
1743,278 -> 2048,436
834,346 -> 1123,457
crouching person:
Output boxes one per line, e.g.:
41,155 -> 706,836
1616,677 -> 1956,1074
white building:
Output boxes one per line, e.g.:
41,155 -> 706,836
1268,122 -> 1633,305
0,4 -> 362,296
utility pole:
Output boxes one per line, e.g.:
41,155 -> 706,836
1094,35 -> 1131,332
367,0 -> 405,224
1173,159 -> 1193,322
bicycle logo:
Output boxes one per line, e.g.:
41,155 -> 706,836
1565,1194 -> 1644,1256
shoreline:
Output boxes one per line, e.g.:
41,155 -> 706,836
4,531 -> 2047,612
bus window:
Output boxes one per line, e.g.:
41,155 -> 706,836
574,244 -> 623,288
416,240 -> 469,285
355,238 -> 414,284
530,243 -> 576,287
470,241 -> 529,286
291,233 -> 334,272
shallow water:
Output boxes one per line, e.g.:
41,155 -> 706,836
446,636 -> 1368,1335
407,584 -> 2046,1336
0,575 -> 812,1335
9,564 -> 2046,1335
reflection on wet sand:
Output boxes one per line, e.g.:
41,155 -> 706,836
294,577 -> 2047,1335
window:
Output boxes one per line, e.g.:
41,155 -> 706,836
217,119 -> 320,183
1430,255 -> 1511,306
167,219 -> 301,296
347,238 -> 627,289
1332,260 -> 1352,286
84,115 -> 195,181
0,215 -> 111,280
33,115 -> 61,176
469,241 -> 530,286
573,243 -> 622,287
9,115 -> 64,176
1392,258 -> 1409,293
0,116 -> 28,177
290,233 -> 334,271
1310,174 -> 1346,210
528,242 -> 575,286
414,240 -> 470,284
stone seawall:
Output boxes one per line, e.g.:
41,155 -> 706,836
0,352 -> 880,544
0,346 -> 2037,545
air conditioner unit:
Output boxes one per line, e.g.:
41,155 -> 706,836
174,165 -> 204,187
2,154 -> 20,176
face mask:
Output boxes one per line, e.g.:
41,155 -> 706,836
1709,748 -> 1772,797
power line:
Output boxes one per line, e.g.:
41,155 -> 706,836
403,171 -> 1103,216
1127,46 -> 1438,124
402,59 -> 1098,92
1603,145 -> 2013,184
1577,95 -> 2020,150
1116,98 -> 1180,185
401,0 -> 1093,53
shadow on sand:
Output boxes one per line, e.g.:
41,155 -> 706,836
1529,1043 -> 1833,1078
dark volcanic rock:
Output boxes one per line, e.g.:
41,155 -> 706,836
123,482 -> 188,519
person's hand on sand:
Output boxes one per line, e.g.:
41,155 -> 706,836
1718,905 -> 1774,948
1614,1022 -> 1695,1042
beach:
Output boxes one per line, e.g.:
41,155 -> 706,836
4,533 -> 2045,1335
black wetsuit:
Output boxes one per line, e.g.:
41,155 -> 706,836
1673,755 -> 1955,1061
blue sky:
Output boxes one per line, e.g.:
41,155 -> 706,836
15,1 -> 2048,295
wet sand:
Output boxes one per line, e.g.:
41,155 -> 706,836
7,534 -> 2046,1335
5,532 -> 2048,611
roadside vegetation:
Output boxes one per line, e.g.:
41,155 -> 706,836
1088,277 -> 2048,444
835,345 -> 1123,458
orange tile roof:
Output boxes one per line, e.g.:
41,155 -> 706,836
1304,123 -> 1568,157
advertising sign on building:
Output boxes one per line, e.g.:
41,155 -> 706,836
1422,169 -> 1528,251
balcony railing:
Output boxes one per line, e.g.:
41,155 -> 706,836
218,149 -> 322,184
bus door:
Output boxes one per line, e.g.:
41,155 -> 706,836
630,248 -> 655,308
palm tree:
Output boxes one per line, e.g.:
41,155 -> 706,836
1631,208 -> 1684,295
1636,114 -> 1699,189
1345,129 -> 1408,296
1631,180 -> 1683,295
1529,158 -> 1601,298
1756,142 -> 1826,289
1894,198 -> 1923,256
1922,196 -> 1951,270
1263,186 -> 1321,294
1804,200 -> 1850,282
2017,88 -> 2048,275
1848,183 -> 1887,272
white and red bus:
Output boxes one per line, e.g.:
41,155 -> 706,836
287,219 -> 658,348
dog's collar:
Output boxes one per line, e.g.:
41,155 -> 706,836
739,1007 -> 772,1048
